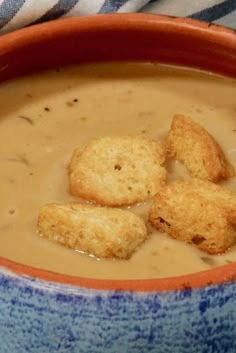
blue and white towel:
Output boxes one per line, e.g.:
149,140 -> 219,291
0,0 -> 235,34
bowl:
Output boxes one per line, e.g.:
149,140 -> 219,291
0,14 -> 236,353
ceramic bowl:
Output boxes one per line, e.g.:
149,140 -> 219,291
0,14 -> 236,353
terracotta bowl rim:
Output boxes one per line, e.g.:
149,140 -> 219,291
0,13 -> 236,292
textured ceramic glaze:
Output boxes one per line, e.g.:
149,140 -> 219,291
0,14 -> 236,353
0,268 -> 235,353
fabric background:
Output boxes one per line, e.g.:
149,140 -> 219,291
0,0 -> 235,34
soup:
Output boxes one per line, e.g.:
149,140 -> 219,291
0,62 -> 236,279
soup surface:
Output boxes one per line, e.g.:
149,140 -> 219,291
0,62 -> 236,279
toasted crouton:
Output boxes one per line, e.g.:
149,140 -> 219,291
166,114 -> 235,182
38,203 -> 148,259
149,180 -> 236,254
185,179 -> 236,224
69,136 -> 166,206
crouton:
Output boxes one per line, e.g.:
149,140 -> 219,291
166,114 -> 235,182
149,180 -> 236,254
38,203 -> 148,259
69,136 -> 166,206
186,179 -> 236,224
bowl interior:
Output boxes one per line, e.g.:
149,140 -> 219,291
0,13 -> 236,291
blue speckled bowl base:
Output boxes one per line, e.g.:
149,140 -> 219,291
0,272 -> 235,353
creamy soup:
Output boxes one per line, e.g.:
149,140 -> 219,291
0,62 -> 236,279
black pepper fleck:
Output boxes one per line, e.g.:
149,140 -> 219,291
17,115 -> 34,125
7,154 -> 31,167
201,256 -> 216,267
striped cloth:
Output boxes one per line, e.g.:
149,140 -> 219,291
0,0 -> 235,34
